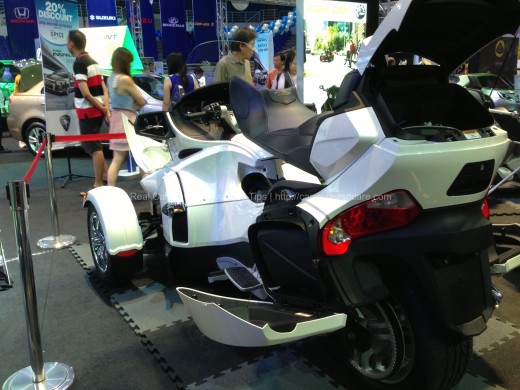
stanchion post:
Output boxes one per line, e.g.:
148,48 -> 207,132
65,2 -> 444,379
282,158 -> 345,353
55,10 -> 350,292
3,180 -> 74,390
36,133 -> 76,249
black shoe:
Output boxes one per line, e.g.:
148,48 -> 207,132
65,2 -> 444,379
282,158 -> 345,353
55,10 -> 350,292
0,146 -> 11,153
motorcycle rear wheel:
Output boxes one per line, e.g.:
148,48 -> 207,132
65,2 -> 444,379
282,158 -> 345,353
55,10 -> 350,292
343,279 -> 472,390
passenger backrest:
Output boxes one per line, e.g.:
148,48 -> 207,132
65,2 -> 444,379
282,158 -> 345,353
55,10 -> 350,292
332,70 -> 361,110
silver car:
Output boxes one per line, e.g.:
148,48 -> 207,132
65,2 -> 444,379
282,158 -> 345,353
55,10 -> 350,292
8,73 -> 164,155
451,73 -> 519,112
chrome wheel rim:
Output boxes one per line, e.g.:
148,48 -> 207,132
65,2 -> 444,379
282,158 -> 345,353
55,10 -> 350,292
89,209 -> 109,273
26,126 -> 46,154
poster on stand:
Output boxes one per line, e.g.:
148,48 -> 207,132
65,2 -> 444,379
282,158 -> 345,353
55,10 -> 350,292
297,0 -> 367,110
35,0 -> 80,136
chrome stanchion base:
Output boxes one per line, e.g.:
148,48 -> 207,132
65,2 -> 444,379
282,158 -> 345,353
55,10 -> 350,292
36,235 -> 77,249
3,362 -> 74,390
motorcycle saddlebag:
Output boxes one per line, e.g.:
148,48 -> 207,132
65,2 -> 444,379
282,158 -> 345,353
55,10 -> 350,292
249,180 -> 326,308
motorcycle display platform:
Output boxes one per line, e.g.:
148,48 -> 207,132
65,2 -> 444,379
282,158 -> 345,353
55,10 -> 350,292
66,229 -> 519,390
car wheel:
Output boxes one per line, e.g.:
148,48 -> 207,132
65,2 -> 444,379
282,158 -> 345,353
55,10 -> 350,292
24,122 -> 46,156
87,204 -> 143,286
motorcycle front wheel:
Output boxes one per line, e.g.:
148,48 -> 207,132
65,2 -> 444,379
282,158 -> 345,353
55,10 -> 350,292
87,204 -> 143,286
342,279 -> 471,390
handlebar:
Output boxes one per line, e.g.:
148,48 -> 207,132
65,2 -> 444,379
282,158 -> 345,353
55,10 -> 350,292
185,111 -> 210,121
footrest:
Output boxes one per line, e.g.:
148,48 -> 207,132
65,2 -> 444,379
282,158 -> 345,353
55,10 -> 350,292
224,267 -> 262,291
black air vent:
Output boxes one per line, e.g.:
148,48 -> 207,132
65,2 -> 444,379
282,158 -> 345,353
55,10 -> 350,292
447,160 -> 494,196
172,212 -> 188,242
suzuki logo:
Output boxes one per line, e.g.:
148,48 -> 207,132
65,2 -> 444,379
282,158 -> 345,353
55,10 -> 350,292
14,7 -> 30,19
168,17 -> 179,24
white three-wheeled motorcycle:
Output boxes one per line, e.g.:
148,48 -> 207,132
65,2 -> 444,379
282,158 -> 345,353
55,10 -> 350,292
84,0 -> 520,388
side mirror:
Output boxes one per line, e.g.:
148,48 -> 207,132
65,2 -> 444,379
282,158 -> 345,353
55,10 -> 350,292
319,85 -> 325,90
134,111 -> 174,140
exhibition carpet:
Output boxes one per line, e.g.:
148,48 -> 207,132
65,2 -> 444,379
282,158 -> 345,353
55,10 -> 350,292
1,135 -> 520,389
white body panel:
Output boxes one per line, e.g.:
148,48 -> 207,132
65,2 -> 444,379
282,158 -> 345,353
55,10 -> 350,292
84,187 -> 144,254
122,113 -> 171,174
310,107 -> 383,181
300,126 -> 510,226
156,143 -> 278,247
177,287 -> 347,347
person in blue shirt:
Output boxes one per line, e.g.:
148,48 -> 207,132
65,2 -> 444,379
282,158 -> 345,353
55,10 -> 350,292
162,52 -> 198,111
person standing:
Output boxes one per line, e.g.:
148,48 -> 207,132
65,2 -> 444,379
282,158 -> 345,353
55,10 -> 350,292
193,67 -> 205,87
106,47 -> 146,186
162,52 -> 197,111
271,49 -> 297,90
67,29 -> 109,189
266,52 -> 285,90
0,63 -> 10,153
214,28 -> 257,84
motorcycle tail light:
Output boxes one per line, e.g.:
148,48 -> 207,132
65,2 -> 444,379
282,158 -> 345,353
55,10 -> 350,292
321,190 -> 420,256
481,198 -> 490,218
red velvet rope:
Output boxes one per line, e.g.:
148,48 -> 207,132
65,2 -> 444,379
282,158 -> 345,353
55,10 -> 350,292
22,133 -> 127,183
54,133 -> 126,143
23,137 -> 47,183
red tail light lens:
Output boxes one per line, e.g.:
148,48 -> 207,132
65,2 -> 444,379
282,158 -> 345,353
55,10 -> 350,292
321,190 -> 420,256
481,198 -> 490,218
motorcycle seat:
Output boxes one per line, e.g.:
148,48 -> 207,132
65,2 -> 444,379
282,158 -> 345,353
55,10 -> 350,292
230,77 -> 324,178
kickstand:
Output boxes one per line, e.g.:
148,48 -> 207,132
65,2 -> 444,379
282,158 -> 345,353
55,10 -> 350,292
0,233 -> 13,290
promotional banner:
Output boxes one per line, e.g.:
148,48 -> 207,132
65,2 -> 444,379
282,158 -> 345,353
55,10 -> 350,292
192,0 -> 218,62
254,32 -> 273,71
79,26 -> 143,72
4,0 -> 39,60
126,0 -> 157,60
35,0 -> 79,136
160,0 -> 188,59
86,0 -> 117,27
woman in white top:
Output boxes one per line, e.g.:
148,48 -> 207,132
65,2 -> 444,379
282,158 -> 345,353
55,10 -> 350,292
270,49 -> 297,90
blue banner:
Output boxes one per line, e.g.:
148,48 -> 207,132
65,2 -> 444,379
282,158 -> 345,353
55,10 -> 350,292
160,0 -> 188,58
126,0 -> 157,60
192,0 -> 218,62
4,0 -> 39,59
86,0 -> 117,27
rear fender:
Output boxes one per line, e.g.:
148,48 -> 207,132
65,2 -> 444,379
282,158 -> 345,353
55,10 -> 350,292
83,187 -> 143,255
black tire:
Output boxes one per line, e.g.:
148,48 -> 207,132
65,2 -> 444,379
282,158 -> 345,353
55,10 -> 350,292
87,204 -> 143,286
342,278 -> 472,390
24,122 -> 46,156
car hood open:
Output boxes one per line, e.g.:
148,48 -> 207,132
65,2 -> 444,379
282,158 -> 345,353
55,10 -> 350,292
356,0 -> 520,76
